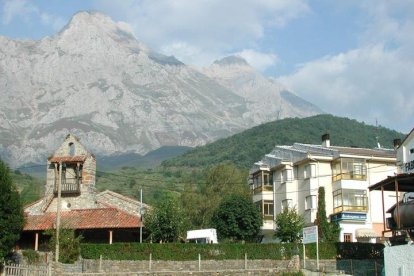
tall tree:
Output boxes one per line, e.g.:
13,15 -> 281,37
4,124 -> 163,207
144,196 -> 187,243
46,228 -> 82,263
180,162 -> 250,229
0,159 -> 24,261
211,194 -> 262,242
274,206 -> 304,243
314,187 -> 340,242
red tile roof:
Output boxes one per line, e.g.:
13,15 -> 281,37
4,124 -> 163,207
48,156 -> 87,163
24,208 -> 141,231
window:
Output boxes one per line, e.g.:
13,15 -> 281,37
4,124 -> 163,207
344,233 -> 352,242
332,158 -> 367,181
410,148 -> 414,154
305,195 -> 316,210
282,169 -> 292,182
304,164 -> 316,179
263,200 -> 274,217
282,199 -> 292,209
256,200 -> 274,219
333,189 -> 368,213
252,171 -> 272,193
69,142 -> 75,156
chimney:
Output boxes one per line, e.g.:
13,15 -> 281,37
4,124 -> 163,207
322,133 -> 330,148
393,138 -> 402,149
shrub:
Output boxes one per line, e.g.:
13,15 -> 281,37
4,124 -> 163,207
22,249 -> 41,264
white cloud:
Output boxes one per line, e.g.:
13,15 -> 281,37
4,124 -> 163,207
1,0 -> 64,31
93,0 -> 309,68
279,45 -> 414,133
1,0 -> 36,24
277,0 -> 414,133
236,49 -> 278,71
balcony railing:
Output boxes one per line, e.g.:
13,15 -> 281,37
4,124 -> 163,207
332,173 -> 367,182
333,205 -> 368,213
54,177 -> 80,194
253,184 -> 273,194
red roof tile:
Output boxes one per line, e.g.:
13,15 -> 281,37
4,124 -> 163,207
24,208 -> 141,231
48,156 -> 87,163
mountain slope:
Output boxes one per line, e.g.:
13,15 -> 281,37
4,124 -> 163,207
0,11 -> 321,167
162,114 -> 405,169
204,56 -> 322,122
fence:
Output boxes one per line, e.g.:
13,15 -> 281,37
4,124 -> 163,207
3,263 -> 50,276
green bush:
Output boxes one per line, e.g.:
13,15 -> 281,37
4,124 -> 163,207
84,242 -> 386,261
81,243 -> 307,261
22,249 -> 41,264
302,242 -> 337,259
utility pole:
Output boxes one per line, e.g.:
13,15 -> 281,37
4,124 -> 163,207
55,161 -> 62,262
140,188 -> 143,243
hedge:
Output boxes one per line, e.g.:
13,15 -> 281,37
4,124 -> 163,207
81,243 -> 300,261
80,242 -> 383,261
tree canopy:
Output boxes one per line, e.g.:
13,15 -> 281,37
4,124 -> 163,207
162,114 -> 404,169
274,207 -> 304,243
144,197 -> 187,243
211,194 -> 262,242
180,162 -> 250,229
0,159 -> 24,261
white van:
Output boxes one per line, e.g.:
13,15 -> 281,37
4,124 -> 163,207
186,228 -> 218,244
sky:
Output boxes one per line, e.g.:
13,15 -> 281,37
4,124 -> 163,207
0,0 -> 413,134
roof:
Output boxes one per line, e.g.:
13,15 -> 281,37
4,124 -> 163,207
24,208 -> 141,231
48,156 -> 87,163
330,146 -> 395,158
398,128 -> 414,148
369,173 -> 414,192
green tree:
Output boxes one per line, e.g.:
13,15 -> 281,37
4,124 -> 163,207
211,194 -> 262,242
180,162 -> 250,229
0,159 -> 24,262
314,187 -> 340,242
46,228 -> 82,263
274,207 -> 305,243
144,197 -> 187,243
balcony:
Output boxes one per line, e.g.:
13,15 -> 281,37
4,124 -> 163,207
253,184 -> 273,194
332,173 -> 367,182
333,205 -> 368,214
54,177 -> 80,195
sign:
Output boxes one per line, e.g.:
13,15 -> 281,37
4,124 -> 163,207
330,212 -> 367,222
302,226 -> 318,244
403,160 -> 414,173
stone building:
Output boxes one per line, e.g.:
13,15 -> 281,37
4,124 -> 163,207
21,134 -> 148,250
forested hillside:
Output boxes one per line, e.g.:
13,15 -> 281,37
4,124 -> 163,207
162,114 -> 405,169
13,114 -> 405,205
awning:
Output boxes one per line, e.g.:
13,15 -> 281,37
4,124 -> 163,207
355,228 -> 380,238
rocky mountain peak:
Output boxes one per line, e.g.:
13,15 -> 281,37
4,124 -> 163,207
61,11 -> 133,37
0,12 -> 322,167
54,11 -> 138,52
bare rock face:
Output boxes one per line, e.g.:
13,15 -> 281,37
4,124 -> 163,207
0,11 -> 322,166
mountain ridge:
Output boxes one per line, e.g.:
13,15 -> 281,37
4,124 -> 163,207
0,11 -> 321,167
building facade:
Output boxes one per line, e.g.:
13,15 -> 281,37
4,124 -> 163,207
22,134 -> 148,250
396,129 -> 414,174
250,134 -> 398,243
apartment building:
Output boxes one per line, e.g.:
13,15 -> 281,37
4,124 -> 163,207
250,134 -> 398,242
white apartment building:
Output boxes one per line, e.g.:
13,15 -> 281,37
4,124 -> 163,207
396,129 -> 414,174
250,134 -> 398,243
